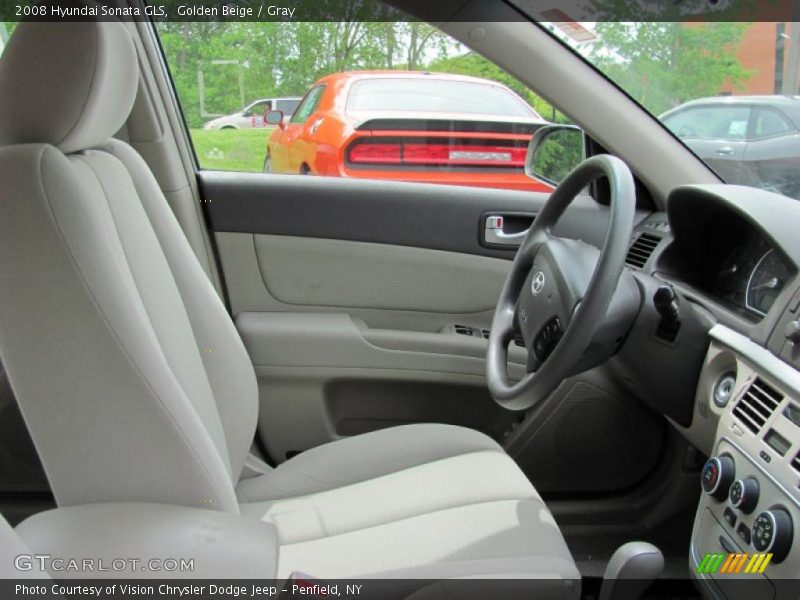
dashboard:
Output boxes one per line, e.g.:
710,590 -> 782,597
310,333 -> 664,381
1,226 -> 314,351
648,185 -> 799,326
620,184 -> 800,599
704,214 -> 793,318
690,328 -> 800,600
595,176 -> 800,600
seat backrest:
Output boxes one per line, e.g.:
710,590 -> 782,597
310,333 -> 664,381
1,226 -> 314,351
0,19 -> 258,514
0,511 -> 49,579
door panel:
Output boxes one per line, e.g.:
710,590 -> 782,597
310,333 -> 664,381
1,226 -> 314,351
201,171 -> 662,497
236,312 -> 528,376
268,127 -> 289,171
236,312 -> 529,461
215,232 -> 504,331
250,234 -> 508,313
251,367 -> 524,464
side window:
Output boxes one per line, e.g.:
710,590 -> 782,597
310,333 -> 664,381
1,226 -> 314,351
753,108 -> 795,139
156,20 -> 564,190
244,101 -> 271,117
276,99 -> 301,116
0,22 -> 14,56
663,109 -> 703,138
664,106 -> 750,141
723,108 -> 750,140
289,86 -> 326,124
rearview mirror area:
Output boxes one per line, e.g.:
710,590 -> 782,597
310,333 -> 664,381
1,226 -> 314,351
526,125 -> 585,186
265,109 -> 285,126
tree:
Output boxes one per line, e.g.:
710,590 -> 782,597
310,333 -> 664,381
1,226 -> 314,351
401,22 -> 450,69
588,22 -> 752,115
1,20 -> 15,40
158,20 -> 459,128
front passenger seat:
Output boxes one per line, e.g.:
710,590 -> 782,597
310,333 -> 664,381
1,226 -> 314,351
0,19 -> 579,585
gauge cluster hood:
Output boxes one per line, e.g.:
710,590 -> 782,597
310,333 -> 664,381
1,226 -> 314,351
667,184 -> 800,269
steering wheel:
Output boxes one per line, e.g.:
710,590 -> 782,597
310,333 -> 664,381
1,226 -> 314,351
486,155 -> 636,411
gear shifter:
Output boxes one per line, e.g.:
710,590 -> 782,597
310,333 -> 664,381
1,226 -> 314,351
599,542 -> 664,600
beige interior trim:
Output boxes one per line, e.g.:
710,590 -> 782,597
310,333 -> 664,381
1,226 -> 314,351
124,17 -> 223,296
251,234 -> 509,313
216,232 -> 514,331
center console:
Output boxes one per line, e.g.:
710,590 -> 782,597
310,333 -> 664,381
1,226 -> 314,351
690,325 -> 800,599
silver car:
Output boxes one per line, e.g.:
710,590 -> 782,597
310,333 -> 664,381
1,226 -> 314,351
661,95 -> 800,198
202,97 -> 301,130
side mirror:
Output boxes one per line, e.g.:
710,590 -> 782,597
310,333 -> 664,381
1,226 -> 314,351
265,109 -> 285,129
525,125 -> 585,186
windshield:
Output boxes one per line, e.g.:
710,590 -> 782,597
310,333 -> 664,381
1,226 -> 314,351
346,78 -> 538,118
540,15 -> 800,200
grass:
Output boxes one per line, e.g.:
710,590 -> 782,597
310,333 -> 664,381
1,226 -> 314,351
190,128 -> 273,173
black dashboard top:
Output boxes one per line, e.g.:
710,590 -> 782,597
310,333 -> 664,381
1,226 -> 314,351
667,184 -> 800,267
658,185 -> 800,323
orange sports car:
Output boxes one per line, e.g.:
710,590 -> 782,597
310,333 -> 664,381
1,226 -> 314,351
264,71 -> 554,192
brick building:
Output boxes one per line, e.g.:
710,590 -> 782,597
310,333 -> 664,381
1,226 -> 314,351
720,22 -> 797,96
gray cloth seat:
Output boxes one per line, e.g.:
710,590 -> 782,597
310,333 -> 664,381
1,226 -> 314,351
237,424 -> 577,579
0,512 -> 49,579
0,18 -> 578,583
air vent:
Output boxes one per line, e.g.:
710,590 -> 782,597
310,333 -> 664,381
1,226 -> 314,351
454,324 -> 473,336
791,451 -> 800,475
732,377 -> 783,434
625,233 -> 661,269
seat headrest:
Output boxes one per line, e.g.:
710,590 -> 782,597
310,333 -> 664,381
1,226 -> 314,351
0,19 -> 138,153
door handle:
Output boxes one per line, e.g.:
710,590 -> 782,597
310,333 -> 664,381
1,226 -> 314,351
716,146 -> 735,156
484,214 -> 534,247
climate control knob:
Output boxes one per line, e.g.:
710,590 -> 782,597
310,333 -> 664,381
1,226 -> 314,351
729,478 -> 760,514
753,509 -> 793,563
702,456 -> 735,501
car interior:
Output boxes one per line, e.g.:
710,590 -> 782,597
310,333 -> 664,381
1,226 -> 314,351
0,1 -> 799,599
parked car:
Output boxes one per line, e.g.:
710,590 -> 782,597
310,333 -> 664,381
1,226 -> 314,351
202,97 -> 301,130
264,71 -> 553,192
660,95 -> 800,198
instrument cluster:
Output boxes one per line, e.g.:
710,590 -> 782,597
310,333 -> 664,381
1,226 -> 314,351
707,215 -> 793,318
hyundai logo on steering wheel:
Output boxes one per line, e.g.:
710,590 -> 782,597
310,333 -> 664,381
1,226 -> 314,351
531,270 -> 546,295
